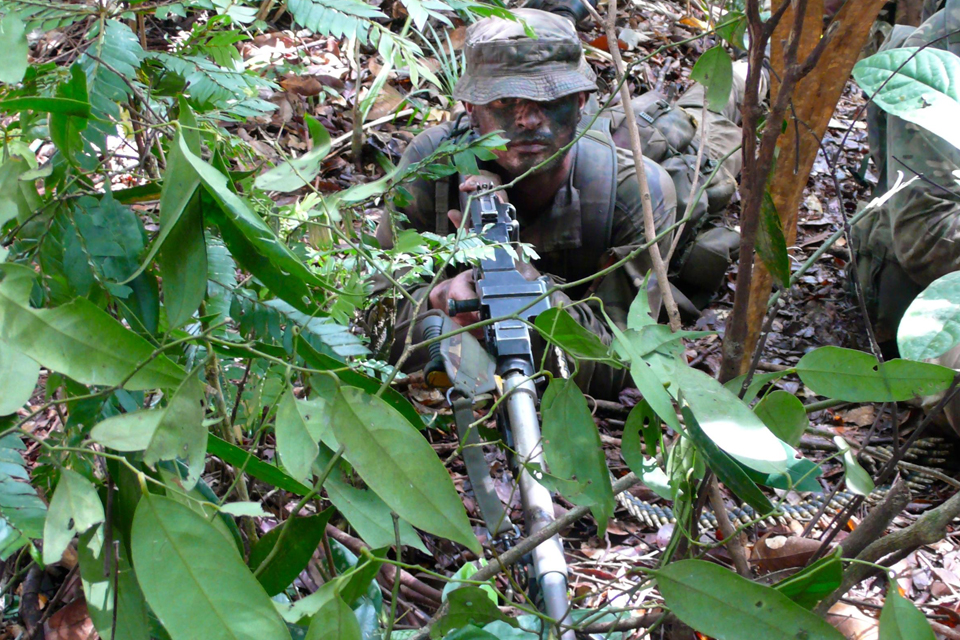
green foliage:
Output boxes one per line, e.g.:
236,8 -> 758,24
0,435 -> 46,560
42,469 -> 103,564
655,560 -> 845,640
0,15 -> 28,85
131,493 -> 292,640
898,271 -> 960,361
757,190 -> 791,288
541,378 -> 615,533
754,390 -> 807,447
833,436 -> 876,496
796,346 -> 955,402
853,47 -> 960,150
248,509 -> 335,596
690,45 -> 733,113
879,583 -> 936,640
773,549 -> 843,610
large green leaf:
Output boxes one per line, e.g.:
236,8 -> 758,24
610,324 -> 682,433
73,194 -> 146,297
897,271 -> 960,361
754,391 -> 807,447
205,236 -> 237,325
655,559 -> 845,640
0,340 -> 39,416
91,370 -> 206,490
673,364 -> 792,475
78,526 -> 150,640
131,493 -> 291,640
255,115 -> 331,192
853,47 -> 960,150
0,156 -> 41,228
621,401 -> 671,500
796,346 -> 955,402
305,590 -> 361,640
879,582 -> 936,640
681,405 -> 774,516
42,469 -> 104,565
534,308 -> 611,360
275,389 -> 327,482
0,264 -> 184,391
329,386 -> 479,553
690,45 -> 734,113
0,15 -> 28,85
773,548 -> 842,610
757,191 -> 790,288
324,472 -> 427,552
540,378 -> 614,534
176,135 -> 324,313
248,510 -> 334,596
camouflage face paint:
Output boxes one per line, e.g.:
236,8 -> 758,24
470,94 -> 582,178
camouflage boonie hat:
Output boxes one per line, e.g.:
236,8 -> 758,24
452,8 -> 597,105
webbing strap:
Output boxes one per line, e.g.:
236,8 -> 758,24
452,396 -> 514,536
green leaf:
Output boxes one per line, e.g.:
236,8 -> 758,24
255,115 -> 332,192
434,587 -> 518,639
207,434 -> 312,496
275,388 -> 327,482
724,370 -> 790,404
627,277 -> 655,330
325,473 -> 428,552
0,15 -> 28,85
690,46 -> 734,113
757,191 -> 790,288
0,340 -> 39,416
205,236 -> 237,325
879,582 -> 936,640
131,493 -> 291,640
49,64 -> 89,164
42,469 -> 104,565
0,264 -> 184,390
92,370 -> 206,490
177,135 -> 324,313
73,194 -> 146,291
774,548 -> 842,610
249,510 -> 334,596
79,526 -> 150,640
0,97 -> 91,116
330,386 -> 479,553
834,436 -> 875,496
672,364 -> 792,475
897,271 -> 960,361
610,325 -> 682,433
655,559 -> 845,640
717,11 -> 747,50
540,378 -> 614,534
754,391 -> 807,447
621,405 -> 671,500
442,562 -> 497,604
682,405 -> 774,515
796,346 -> 955,402
534,308 -> 611,360
853,47 -> 960,150
0,435 -> 46,559
0,156 -> 41,228
305,591 -> 361,640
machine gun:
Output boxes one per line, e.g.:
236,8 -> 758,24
419,180 -> 575,640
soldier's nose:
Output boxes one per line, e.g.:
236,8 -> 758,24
515,100 -> 545,129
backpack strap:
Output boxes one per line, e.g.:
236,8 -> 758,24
572,128 -> 619,286
434,113 -> 475,236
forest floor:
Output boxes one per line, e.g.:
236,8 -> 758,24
14,0 -> 960,638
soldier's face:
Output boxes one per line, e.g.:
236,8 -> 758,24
466,93 -> 586,178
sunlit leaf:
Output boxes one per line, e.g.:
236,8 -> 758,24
254,115 -> 332,192
42,469 -> 104,565
690,46 -> 734,113
898,271 -> 960,361
834,436 -> 875,496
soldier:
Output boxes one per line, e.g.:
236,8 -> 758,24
375,8 -> 750,398
851,1 -> 960,428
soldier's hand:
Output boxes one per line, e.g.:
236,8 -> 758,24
429,270 -> 481,330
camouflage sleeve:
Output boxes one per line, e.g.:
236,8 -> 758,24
884,116 -> 960,288
567,153 -> 678,399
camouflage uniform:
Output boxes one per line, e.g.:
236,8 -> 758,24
853,5 -> 960,351
377,9 -> 746,398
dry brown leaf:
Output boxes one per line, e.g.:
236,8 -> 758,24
365,84 -> 406,122
841,406 -> 876,427
679,15 -> 709,30
448,26 -> 467,50
280,75 -> 323,97
826,603 -> 879,640
753,534 -> 824,571
43,599 -> 97,640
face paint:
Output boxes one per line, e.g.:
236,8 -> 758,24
470,94 -> 582,178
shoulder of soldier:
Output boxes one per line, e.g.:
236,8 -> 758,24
904,7 -> 956,49
399,120 -> 461,168
612,147 -> 676,216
